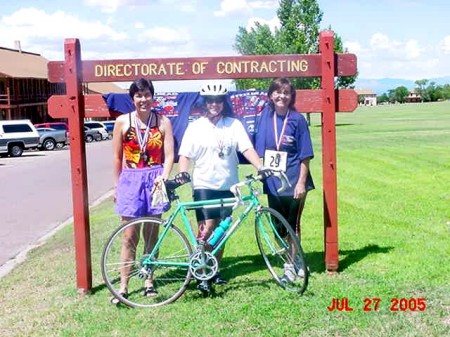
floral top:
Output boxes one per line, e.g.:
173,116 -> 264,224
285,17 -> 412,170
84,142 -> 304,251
123,113 -> 164,168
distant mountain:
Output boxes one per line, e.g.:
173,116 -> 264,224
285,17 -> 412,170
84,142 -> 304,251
354,76 -> 450,95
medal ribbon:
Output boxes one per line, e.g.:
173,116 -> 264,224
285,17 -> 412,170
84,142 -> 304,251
273,111 -> 290,151
135,112 -> 153,157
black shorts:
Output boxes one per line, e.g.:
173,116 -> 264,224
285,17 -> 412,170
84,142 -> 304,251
193,189 -> 234,221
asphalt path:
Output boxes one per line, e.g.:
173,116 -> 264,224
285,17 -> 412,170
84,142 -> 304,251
0,140 -> 114,276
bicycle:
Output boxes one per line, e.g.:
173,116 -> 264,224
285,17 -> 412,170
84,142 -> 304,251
101,171 -> 309,308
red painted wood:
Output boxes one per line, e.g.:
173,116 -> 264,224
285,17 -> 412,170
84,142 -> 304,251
48,89 -> 356,120
48,53 -> 357,83
49,95 -> 112,118
63,39 -> 92,294
320,31 -> 339,272
296,89 -> 357,113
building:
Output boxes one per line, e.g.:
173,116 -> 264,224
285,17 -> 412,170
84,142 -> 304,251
0,42 -> 125,122
0,43 -> 64,121
406,91 -> 421,103
355,89 -> 377,106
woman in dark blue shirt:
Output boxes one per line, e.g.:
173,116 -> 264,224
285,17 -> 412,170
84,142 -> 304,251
255,78 -> 314,280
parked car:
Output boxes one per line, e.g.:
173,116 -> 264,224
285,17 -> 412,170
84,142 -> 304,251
36,127 -> 68,151
34,122 -> 69,132
84,121 -> 109,140
102,121 -> 115,137
84,126 -> 102,143
0,120 -> 40,157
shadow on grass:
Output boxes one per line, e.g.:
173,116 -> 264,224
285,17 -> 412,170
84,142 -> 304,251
91,244 -> 392,298
221,244 -> 393,279
306,244 -> 394,273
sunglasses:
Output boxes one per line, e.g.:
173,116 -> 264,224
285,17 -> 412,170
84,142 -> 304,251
205,97 -> 224,104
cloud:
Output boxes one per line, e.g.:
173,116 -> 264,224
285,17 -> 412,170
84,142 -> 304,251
83,0 -> 143,13
1,7 -> 126,42
404,39 -> 422,59
344,32 -> 442,79
139,26 -> 191,45
440,35 -> 450,54
214,0 -> 251,17
249,0 -> 279,9
246,16 -> 280,33
0,7 -> 130,60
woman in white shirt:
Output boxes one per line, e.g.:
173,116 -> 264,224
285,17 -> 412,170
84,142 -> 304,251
178,82 -> 262,292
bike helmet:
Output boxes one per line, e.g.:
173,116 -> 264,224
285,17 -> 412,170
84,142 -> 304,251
199,82 -> 228,96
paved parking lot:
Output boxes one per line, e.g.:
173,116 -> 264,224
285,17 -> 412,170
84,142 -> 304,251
0,140 -> 114,277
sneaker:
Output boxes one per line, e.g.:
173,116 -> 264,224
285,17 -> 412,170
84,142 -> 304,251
211,272 -> 228,285
293,256 -> 306,278
282,263 -> 297,283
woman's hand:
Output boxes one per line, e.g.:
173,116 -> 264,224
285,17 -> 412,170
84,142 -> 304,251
294,182 -> 306,199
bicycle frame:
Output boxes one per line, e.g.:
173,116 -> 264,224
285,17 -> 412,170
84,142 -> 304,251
143,177 -> 264,268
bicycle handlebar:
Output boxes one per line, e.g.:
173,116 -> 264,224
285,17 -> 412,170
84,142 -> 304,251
230,170 -> 291,200
164,170 -> 291,202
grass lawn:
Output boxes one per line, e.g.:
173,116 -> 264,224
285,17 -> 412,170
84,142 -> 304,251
1,101 -> 449,337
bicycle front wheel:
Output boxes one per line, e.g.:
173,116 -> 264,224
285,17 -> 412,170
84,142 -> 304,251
101,217 -> 193,308
255,207 -> 308,294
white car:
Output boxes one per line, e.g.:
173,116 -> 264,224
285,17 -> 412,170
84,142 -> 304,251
84,121 -> 109,140
0,119 -> 40,157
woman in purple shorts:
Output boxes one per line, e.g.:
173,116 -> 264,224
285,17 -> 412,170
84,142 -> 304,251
111,78 -> 174,302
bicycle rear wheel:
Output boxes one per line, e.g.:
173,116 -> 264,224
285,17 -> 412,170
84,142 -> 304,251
101,217 -> 193,308
255,207 -> 308,294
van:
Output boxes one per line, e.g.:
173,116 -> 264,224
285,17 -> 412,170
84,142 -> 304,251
0,120 -> 40,157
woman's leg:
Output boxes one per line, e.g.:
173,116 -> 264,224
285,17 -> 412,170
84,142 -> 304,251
142,215 -> 161,293
118,216 -> 140,294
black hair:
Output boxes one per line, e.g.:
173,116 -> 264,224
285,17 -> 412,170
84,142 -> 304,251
267,77 -> 297,111
201,95 -> 234,118
129,78 -> 155,98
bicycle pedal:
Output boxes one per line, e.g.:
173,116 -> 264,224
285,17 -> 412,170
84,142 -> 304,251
196,280 -> 211,293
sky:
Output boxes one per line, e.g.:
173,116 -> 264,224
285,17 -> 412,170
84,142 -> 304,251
1,0 -> 449,92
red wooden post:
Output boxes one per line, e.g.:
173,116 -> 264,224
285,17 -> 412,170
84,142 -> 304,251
319,31 -> 339,272
64,39 -> 92,294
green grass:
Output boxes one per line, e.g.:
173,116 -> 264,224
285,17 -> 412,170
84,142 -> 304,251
1,102 -> 450,336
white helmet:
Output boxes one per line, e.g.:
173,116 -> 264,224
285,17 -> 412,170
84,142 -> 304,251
199,82 -> 228,96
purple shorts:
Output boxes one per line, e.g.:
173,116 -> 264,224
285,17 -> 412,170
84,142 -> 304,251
115,166 -> 170,217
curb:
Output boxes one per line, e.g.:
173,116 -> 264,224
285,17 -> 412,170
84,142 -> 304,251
0,189 -> 115,279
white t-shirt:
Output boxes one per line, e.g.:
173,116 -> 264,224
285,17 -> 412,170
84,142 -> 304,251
178,116 -> 253,190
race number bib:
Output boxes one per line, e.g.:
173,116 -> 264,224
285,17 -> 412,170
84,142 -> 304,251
264,150 -> 287,172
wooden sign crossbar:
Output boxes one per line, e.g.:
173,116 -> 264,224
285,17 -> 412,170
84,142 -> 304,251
47,30 -> 357,294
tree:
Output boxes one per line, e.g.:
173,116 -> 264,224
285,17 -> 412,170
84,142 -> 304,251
441,84 -> 450,100
414,79 -> 428,102
233,0 -> 356,91
377,93 -> 389,104
393,86 -> 410,103
234,22 -> 278,90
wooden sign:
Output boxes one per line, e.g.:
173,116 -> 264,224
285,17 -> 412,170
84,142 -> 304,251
48,31 -> 357,294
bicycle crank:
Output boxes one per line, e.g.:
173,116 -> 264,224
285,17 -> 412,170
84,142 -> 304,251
189,251 -> 218,281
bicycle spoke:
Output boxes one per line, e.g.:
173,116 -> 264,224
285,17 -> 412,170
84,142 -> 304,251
255,207 -> 308,294
101,217 -> 192,308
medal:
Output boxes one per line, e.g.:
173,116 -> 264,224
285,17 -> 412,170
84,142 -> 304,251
135,112 -> 153,163
215,118 -> 226,159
